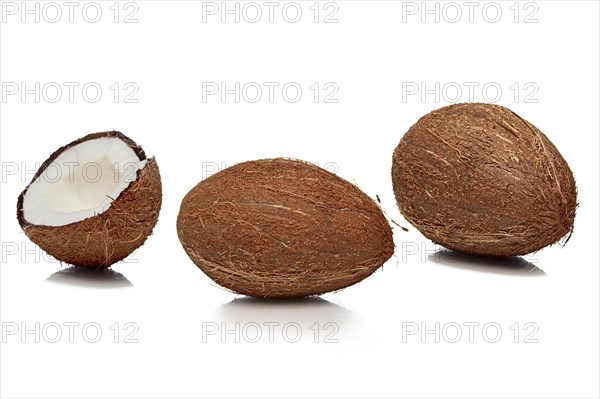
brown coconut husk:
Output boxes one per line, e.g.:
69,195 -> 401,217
392,103 -> 577,257
177,158 -> 394,299
17,131 -> 162,268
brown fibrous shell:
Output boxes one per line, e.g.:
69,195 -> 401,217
392,103 -> 577,257
177,158 -> 394,299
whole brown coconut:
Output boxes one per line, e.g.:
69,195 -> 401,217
17,131 -> 162,268
392,103 -> 577,257
177,158 -> 394,299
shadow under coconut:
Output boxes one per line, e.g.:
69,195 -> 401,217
428,249 -> 545,276
212,296 -> 357,325
46,266 -> 133,288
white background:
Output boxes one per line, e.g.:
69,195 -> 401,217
1,1 -> 599,398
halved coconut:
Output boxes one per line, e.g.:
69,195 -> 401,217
17,131 -> 162,268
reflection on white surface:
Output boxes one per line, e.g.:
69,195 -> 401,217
428,250 -> 546,276
212,296 -> 357,325
45,266 -> 133,288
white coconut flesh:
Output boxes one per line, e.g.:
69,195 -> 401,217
23,137 -> 147,227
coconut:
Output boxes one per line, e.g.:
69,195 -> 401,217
392,103 -> 577,257
17,131 -> 162,268
177,158 -> 394,299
